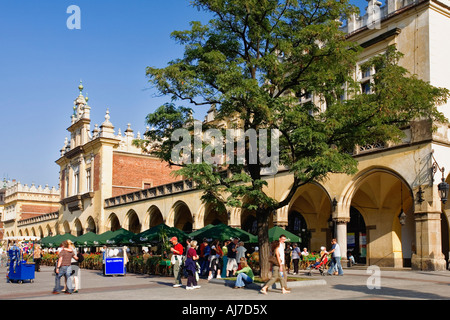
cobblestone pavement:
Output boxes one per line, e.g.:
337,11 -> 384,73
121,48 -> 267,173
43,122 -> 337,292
1,265 -> 449,301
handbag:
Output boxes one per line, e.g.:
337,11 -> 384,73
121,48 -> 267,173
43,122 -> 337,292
268,255 -> 279,266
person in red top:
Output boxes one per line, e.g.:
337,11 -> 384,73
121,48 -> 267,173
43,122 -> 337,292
170,236 -> 184,287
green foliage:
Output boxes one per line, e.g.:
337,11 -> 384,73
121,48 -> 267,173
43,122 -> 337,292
142,0 -> 448,214
140,0 -> 450,276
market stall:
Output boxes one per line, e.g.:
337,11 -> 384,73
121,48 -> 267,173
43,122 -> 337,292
3,236 -> 40,284
104,247 -> 127,276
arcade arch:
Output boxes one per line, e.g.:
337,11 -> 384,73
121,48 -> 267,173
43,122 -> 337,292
347,169 -> 415,267
287,183 -> 332,251
126,210 -> 141,234
203,203 -> 228,226
86,216 -> 97,233
171,201 -> 193,233
107,213 -> 121,231
147,205 -> 164,228
74,218 -> 83,236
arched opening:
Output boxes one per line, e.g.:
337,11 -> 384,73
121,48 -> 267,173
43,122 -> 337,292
86,216 -> 97,233
348,207 -> 367,265
349,169 -> 414,268
149,206 -> 164,228
74,219 -> 83,236
240,206 -> 274,235
242,214 -> 258,235
173,202 -> 193,233
287,211 -> 308,248
38,226 -> 44,239
127,210 -> 141,234
287,183 -> 332,251
108,213 -> 121,232
63,221 -> 71,234
204,204 -> 227,226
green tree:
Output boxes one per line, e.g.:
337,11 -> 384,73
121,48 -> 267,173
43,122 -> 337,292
140,0 -> 449,279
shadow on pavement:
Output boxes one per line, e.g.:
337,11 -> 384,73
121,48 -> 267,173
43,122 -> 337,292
333,284 -> 448,300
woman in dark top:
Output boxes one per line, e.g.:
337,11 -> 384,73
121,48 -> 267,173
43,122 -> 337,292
184,240 -> 200,290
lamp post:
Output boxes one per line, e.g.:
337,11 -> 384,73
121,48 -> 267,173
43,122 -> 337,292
431,152 -> 449,204
398,182 -> 407,226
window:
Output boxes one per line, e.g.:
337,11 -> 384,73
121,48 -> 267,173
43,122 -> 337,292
143,182 -> 152,189
73,165 -> 80,195
86,169 -> 91,192
361,81 -> 371,94
358,63 -> 375,94
65,175 -> 69,198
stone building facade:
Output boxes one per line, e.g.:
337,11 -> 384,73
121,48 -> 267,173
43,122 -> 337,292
4,0 -> 450,270
1,181 -> 60,238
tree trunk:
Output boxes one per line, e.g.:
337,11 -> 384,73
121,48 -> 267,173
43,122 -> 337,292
256,208 -> 271,281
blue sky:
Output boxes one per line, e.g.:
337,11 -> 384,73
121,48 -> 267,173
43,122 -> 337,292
0,0 -> 375,189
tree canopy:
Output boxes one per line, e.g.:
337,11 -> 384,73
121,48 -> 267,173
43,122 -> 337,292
139,0 -> 449,278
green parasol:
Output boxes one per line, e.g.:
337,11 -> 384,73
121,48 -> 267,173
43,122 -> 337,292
268,226 -> 301,243
188,224 -> 215,238
190,223 -> 258,243
41,233 -> 78,248
74,232 -> 102,247
105,228 -> 136,246
133,223 -> 188,244
95,230 -> 115,246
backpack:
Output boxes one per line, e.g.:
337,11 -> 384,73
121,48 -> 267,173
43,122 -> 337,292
77,252 -> 84,263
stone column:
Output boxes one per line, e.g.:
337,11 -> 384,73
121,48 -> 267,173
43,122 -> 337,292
275,205 -> 289,228
335,218 -> 349,262
412,186 -> 447,270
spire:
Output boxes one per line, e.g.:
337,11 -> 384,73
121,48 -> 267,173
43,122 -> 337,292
78,80 -> 84,95
100,108 -> 115,138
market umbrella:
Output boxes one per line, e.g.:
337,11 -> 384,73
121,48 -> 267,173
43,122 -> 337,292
236,228 -> 259,243
190,223 -> 258,243
39,235 -> 58,248
95,230 -> 115,246
105,228 -> 136,246
268,226 -> 301,243
188,224 -> 215,238
74,232 -> 101,247
43,233 -> 78,248
133,223 -> 188,244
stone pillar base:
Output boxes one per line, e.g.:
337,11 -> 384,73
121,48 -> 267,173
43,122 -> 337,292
411,253 -> 447,271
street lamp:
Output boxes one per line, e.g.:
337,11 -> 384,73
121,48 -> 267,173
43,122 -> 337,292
398,210 -> 407,226
399,182 -> 406,226
432,152 -> 449,204
438,178 -> 449,204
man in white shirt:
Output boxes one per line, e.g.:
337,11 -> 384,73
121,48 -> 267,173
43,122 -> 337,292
327,238 -> 344,276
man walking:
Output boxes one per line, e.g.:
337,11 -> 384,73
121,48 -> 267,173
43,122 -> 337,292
327,238 -> 344,276
52,240 -> 77,294
226,238 -> 239,277
170,236 -> 184,287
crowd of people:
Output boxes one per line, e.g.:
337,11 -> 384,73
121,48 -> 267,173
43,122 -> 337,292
166,235 -> 345,293
2,234 -> 346,295
166,236 -> 258,290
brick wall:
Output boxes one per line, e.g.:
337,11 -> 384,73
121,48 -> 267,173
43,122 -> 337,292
112,153 -> 180,197
94,153 -> 101,192
19,204 -> 60,220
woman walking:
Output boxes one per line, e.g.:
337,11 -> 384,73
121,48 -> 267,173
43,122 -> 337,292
185,240 -> 200,290
259,239 -> 291,295
67,240 -> 81,293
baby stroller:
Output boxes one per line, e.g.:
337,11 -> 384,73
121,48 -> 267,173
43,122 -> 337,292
306,255 -> 328,276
